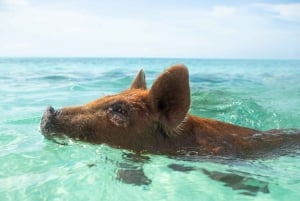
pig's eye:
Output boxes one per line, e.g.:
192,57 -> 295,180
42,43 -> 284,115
107,101 -> 130,127
108,102 -> 129,117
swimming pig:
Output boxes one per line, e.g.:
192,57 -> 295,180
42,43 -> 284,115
40,64 -> 300,158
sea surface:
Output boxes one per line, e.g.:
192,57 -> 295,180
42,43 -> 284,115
0,58 -> 300,200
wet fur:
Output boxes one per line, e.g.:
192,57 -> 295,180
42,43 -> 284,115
40,64 -> 300,158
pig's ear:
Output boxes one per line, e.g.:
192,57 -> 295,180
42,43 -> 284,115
130,69 -> 147,89
149,64 -> 190,130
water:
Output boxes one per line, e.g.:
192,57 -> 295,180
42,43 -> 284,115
0,58 -> 300,200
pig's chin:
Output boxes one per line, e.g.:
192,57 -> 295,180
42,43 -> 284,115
42,131 -> 77,146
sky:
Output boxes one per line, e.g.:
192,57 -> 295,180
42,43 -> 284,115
0,0 -> 300,59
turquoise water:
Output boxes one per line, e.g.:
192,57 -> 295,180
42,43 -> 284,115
0,58 -> 300,200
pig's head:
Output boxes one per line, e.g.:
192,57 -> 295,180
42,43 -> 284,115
40,64 -> 190,151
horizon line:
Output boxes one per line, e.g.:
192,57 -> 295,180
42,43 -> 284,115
0,56 -> 300,61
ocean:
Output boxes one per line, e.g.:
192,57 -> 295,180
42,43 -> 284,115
0,58 -> 299,200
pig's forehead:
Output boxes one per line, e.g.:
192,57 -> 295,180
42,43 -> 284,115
110,89 -> 148,101
91,89 -> 149,105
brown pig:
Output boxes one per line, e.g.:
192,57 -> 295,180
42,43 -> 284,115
40,64 -> 300,158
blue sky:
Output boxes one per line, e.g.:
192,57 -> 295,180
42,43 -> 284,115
0,0 -> 299,59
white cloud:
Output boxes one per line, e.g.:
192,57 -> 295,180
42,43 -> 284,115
3,0 -> 29,6
3,42 -> 32,50
211,6 -> 236,17
0,5 -> 164,56
254,3 -> 300,22
272,4 -> 300,22
0,2 -> 299,58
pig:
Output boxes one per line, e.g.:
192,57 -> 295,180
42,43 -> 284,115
40,64 -> 300,158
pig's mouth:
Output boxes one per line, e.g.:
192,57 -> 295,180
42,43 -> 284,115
40,106 -> 69,145
40,106 -> 90,145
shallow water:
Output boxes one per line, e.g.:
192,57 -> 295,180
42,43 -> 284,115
0,58 -> 300,200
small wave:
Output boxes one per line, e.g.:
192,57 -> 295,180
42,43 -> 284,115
190,90 -> 278,130
32,75 -> 75,81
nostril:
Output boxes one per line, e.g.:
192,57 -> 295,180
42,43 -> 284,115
47,106 -> 55,114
